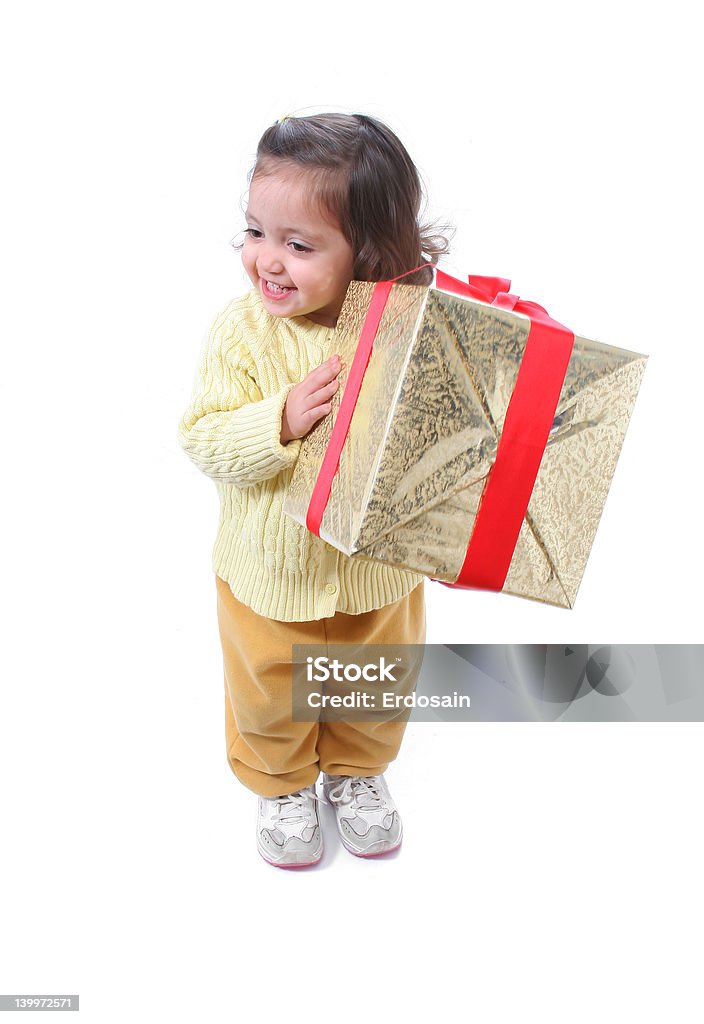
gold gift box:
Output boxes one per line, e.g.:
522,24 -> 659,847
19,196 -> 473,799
283,273 -> 647,608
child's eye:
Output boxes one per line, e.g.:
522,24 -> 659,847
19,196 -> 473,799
244,227 -> 263,239
290,241 -> 311,254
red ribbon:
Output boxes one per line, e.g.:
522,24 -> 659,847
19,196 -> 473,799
306,267 -> 421,536
306,267 -> 575,594
306,280 -> 394,535
446,274 -> 574,590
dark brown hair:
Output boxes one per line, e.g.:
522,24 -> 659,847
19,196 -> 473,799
234,112 -> 453,286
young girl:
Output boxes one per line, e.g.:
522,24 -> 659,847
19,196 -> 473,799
178,112 -> 451,868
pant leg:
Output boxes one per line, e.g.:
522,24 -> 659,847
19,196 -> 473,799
215,575 -> 323,798
316,581 -> 426,777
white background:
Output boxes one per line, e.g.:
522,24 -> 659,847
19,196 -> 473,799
1,1 -> 702,1021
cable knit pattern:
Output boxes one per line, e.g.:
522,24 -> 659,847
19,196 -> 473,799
178,288 -> 424,621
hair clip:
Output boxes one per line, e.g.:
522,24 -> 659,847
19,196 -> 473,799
277,113 -> 294,123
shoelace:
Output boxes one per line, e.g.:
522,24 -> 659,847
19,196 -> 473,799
325,776 -> 384,809
268,786 -> 321,823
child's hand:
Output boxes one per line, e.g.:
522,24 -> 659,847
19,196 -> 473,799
281,355 -> 343,444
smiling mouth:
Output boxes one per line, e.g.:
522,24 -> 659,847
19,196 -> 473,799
263,279 -> 296,297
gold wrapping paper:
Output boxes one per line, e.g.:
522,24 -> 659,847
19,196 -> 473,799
283,277 -> 647,608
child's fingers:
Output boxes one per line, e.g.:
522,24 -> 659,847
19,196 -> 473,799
304,403 -> 333,429
307,377 -> 340,408
302,356 -> 342,394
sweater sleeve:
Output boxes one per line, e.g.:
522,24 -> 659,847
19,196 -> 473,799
177,305 -> 302,486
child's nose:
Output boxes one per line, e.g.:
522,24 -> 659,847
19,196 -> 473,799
257,244 -> 285,275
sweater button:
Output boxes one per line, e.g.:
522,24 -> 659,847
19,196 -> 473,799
325,583 -> 337,596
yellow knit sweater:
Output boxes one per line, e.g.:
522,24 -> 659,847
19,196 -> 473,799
177,288 -> 424,621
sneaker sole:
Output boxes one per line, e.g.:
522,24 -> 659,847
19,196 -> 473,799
257,848 -> 323,869
340,832 -> 403,858
349,841 -> 402,858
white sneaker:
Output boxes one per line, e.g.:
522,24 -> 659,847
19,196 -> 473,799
322,774 -> 403,857
256,784 -> 323,868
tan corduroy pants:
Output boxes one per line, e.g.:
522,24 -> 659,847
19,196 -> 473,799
215,575 -> 426,798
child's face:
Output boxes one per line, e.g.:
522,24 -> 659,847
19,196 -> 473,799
242,163 -> 356,328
